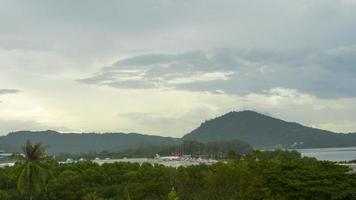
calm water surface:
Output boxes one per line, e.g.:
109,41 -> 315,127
297,147 -> 356,161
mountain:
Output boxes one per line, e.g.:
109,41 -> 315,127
1,111 -> 356,153
183,111 -> 356,149
0,130 -> 178,154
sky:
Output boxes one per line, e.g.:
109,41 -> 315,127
1,0 -> 356,136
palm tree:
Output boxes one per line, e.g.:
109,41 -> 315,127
16,140 -> 48,200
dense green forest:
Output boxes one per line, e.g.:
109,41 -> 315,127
1,142 -> 356,200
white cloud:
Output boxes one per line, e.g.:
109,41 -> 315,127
167,71 -> 234,84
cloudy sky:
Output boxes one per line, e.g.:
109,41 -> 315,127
1,0 -> 356,136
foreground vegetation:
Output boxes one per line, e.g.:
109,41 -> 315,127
1,142 -> 356,200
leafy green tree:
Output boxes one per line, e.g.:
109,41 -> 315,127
82,192 -> 103,200
168,187 -> 179,200
0,190 -> 10,200
49,170 -> 87,200
0,148 -> 355,200
227,149 -> 241,160
124,187 -> 132,200
16,140 -> 49,200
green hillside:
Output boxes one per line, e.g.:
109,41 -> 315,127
0,130 -> 178,154
183,111 -> 356,149
1,111 -> 356,153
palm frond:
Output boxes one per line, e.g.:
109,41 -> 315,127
17,140 -> 49,196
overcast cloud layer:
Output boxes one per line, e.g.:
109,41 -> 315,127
79,46 -> 356,98
1,0 -> 356,136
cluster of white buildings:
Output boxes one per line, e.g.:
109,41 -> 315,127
0,150 -> 15,167
0,150 -> 11,159
92,155 -> 218,167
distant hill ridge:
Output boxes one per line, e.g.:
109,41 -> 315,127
183,110 -> 356,148
0,130 -> 178,154
1,110 -> 356,153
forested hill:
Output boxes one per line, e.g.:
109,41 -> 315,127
1,111 -> 356,153
183,110 -> 356,149
0,130 -> 178,154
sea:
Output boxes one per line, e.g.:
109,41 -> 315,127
297,147 -> 356,162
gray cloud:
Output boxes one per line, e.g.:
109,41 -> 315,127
0,89 -> 20,95
78,50 -> 237,91
2,0 -> 356,62
79,46 -> 356,98
117,106 -> 217,136
2,0 -> 356,134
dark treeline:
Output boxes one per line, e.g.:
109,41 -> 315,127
56,140 -> 253,161
1,148 -> 356,200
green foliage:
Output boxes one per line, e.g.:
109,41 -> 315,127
227,149 -> 241,160
167,187 -> 179,200
0,130 -> 177,154
0,148 -> 356,200
0,190 -> 10,200
16,140 -> 50,199
82,192 -> 104,200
